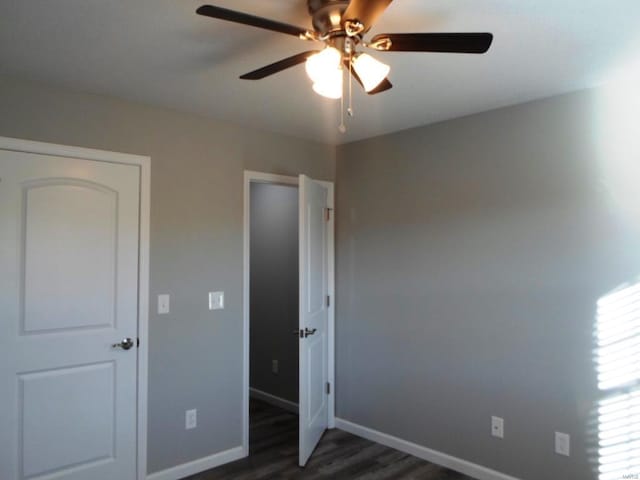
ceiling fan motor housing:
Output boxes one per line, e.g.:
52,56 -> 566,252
308,0 -> 350,36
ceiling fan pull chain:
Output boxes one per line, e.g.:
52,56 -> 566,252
338,66 -> 346,134
345,38 -> 354,118
348,51 -> 354,118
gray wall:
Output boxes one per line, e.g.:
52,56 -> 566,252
249,183 -> 299,403
5,73 -> 639,480
335,88 -> 640,480
0,75 -> 334,474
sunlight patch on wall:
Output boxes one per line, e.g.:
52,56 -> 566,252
596,282 -> 640,480
594,76 -> 640,231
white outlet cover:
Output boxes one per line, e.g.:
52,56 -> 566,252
555,432 -> 570,456
186,409 -> 197,430
491,416 -> 504,439
158,294 -> 170,315
209,291 -> 224,310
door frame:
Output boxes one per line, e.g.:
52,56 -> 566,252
242,170 -> 335,456
0,136 -> 151,480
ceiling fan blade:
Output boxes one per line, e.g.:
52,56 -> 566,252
342,0 -> 394,33
350,67 -> 393,95
370,33 -> 493,53
196,5 -> 313,39
240,51 -> 320,80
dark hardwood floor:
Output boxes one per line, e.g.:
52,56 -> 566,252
185,399 -> 476,480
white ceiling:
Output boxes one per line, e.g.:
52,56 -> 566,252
1,0 -> 639,145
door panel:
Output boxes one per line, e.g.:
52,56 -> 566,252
0,149 -> 140,480
298,175 -> 329,467
306,202 -> 326,313
20,362 -> 115,478
306,334 -> 326,421
23,180 -> 117,333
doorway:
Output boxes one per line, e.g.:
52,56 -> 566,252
242,171 -> 335,467
249,182 -> 300,413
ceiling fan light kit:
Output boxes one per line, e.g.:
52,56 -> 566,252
304,47 -> 388,99
313,76 -> 343,99
306,47 -> 341,83
351,53 -> 390,92
312,65 -> 344,99
196,0 -> 494,131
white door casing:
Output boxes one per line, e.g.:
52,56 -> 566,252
0,147 -> 143,480
298,174 -> 330,467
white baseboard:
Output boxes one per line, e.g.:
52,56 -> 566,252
146,445 -> 245,480
334,418 -> 520,480
250,387 -> 299,414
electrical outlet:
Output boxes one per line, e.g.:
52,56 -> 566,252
491,416 -> 504,439
555,432 -> 570,456
185,409 -> 197,430
272,359 -> 279,374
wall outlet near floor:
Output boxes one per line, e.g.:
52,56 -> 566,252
185,409 -> 197,430
491,416 -> 504,439
272,359 -> 279,374
555,432 -> 570,456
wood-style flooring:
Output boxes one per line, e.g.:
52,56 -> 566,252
185,399 -> 476,480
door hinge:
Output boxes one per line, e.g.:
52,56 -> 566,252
137,338 -> 140,348
326,295 -> 331,307
325,207 -> 333,222
326,382 -> 331,395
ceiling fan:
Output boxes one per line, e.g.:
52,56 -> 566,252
196,0 -> 493,130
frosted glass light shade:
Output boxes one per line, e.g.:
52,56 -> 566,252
312,68 -> 343,99
352,53 -> 390,92
306,47 -> 342,83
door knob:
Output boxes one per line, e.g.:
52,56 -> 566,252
112,338 -> 135,350
292,328 -> 317,338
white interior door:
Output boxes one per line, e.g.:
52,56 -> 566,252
298,174 -> 329,467
0,149 -> 140,480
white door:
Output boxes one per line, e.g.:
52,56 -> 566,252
298,174 -> 329,467
0,149 -> 140,480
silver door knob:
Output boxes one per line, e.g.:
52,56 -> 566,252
112,338 -> 135,350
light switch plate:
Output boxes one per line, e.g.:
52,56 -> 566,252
555,432 -> 570,456
158,294 -> 170,314
209,291 -> 224,310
